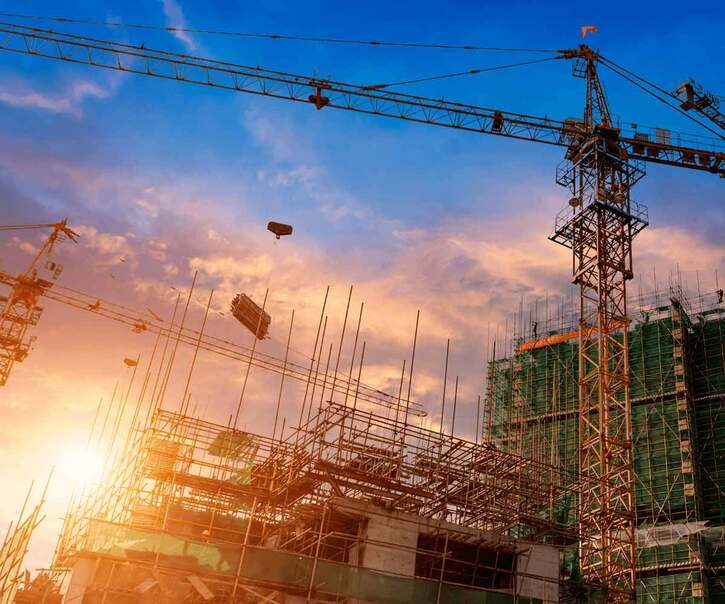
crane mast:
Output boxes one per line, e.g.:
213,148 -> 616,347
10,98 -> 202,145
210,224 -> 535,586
0,220 -> 78,385
551,49 -> 643,601
0,21 -> 723,602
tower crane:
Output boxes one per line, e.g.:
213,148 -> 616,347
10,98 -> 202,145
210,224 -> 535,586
0,19 -> 722,602
0,220 -> 78,386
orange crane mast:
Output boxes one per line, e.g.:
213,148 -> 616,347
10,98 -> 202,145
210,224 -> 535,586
0,20 -> 723,602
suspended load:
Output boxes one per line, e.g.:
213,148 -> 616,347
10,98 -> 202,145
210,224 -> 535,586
230,293 -> 270,340
267,221 -> 293,239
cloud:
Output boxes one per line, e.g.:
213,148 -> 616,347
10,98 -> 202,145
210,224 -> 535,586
133,198 -> 158,217
0,130 -> 723,575
244,107 -> 394,234
244,107 -> 314,163
258,166 -> 320,187
160,0 -> 198,52
5,236 -> 38,257
74,225 -> 133,257
0,79 -> 116,117
637,227 -> 725,272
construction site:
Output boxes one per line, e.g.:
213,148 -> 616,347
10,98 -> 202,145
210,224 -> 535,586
0,221 -> 595,604
0,8 -> 723,604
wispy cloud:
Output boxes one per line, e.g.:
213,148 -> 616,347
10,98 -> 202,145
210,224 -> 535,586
0,80 -> 112,117
159,0 -> 198,52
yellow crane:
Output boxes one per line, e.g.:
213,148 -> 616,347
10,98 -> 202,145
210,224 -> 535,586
0,224 -> 424,417
0,220 -> 77,386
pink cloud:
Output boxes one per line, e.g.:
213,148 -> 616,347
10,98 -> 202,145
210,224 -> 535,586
0,78 -> 120,117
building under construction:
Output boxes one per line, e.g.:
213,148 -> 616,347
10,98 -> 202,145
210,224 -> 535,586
51,401 -> 593,603
0,224 -> 723,604
486,286 -> 725,603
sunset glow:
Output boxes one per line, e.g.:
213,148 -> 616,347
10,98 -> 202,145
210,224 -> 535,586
57,445 -> 104,491
0,2 -> 722,601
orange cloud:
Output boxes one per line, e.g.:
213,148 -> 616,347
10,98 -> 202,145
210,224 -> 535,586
0,135 -> 723,577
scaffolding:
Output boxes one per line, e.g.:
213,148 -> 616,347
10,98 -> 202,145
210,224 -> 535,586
52,394 -> 599,603
486,287 -> 725,603
0,475 -> 51,604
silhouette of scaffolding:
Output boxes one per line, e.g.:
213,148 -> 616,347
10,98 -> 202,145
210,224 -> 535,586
0,474 -> 51,604
54,397 -> 592,602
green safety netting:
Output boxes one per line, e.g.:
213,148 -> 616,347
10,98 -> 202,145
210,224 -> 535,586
488,306 -> 725,601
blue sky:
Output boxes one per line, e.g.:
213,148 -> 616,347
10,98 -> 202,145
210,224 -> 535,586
0,0 -> 722,571
0,0 -> 722,241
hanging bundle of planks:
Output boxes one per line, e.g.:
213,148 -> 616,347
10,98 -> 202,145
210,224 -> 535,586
230,293 -> 271,340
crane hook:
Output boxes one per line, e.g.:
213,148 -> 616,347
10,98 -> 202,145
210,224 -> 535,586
309,86 -> 330,110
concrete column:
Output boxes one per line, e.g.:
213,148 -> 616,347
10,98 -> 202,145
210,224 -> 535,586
62,558 -> 95,604
359,514 -> 418,576
515,544 -> 560,604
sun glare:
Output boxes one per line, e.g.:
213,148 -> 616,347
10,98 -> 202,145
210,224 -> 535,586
58,445 -> 104,489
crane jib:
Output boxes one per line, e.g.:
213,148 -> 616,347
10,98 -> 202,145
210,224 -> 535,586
0,23 -> 721,176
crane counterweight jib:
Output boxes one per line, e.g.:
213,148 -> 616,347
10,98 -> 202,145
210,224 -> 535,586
673,79 -> 725,131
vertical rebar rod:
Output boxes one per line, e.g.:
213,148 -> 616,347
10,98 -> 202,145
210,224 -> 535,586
439,339 -> 450,436
351,342 -> 366,415
305,316 -> 328,421
403,309 -> 419,454
450,376 -> 459,439
273,309 -> 295,441
233,288 -> 268,428
157,271 -> 198,411
297,287 -> 329,440
147,292 -> 181,418
330,285 -> 354,402
180,288 -> 214,414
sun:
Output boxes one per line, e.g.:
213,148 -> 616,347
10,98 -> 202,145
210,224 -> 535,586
57,445 -> 104,490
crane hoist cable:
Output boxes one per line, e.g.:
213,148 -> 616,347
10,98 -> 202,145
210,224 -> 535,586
601,57 -> 725,133
0,12 -> 561,54
0,20 -> 562,97
598,55 -> 683,103
362,56 -> 563,90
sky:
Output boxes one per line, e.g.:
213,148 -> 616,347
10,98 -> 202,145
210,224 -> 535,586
0,0 -> 722,574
